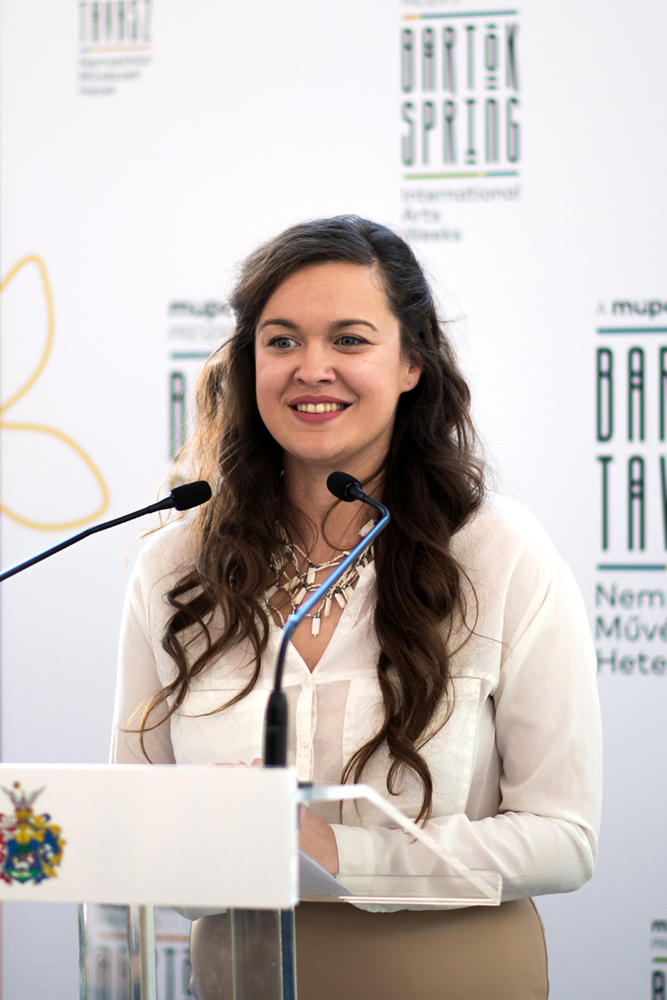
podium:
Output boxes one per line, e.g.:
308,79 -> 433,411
0,764 -> 500,999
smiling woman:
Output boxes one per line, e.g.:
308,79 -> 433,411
255,261 -> 421,483
112,216 -> 601,1000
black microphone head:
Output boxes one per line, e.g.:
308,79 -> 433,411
170,481 -> 212,511
327,472 -> 363,503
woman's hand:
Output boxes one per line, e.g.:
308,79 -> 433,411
299,806 -> 339,875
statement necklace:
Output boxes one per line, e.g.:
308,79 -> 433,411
264,520 -> 375,637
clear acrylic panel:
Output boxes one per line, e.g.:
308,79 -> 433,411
297,783 -> 502,908
79,904 -> 193,1000
188,908 -> 295,1000
79,903 -> 295,1000
302,871 -> 502,906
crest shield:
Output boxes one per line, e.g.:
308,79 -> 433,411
0,782 -> 65,885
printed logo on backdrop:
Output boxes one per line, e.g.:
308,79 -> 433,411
651,920 -> 667,998
0,255 -> 109,531
399,3 -> 521,244
78,0 -> 154,97
0,784 -> 65,885
167,301 -> 234,460
594,300 -> 667,678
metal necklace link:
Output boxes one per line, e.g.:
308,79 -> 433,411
264,520 -> 375,637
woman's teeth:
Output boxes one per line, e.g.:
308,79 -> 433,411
295,402 -> 347,413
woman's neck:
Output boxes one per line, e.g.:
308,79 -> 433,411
282,460 -> 381,560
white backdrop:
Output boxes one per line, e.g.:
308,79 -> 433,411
1,1 -> 666,997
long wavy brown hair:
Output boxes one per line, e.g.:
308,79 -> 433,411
140,216 -> 484,823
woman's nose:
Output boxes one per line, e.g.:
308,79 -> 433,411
294,345 -> 335,383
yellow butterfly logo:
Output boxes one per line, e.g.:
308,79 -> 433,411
0,255 -> 109,530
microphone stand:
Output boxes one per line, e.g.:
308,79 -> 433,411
0,482 -> 211,583
262,486 -> 390,767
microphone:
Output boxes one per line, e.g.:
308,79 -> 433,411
325,471 -> 368,504
169,481 -> 213,511
0,481 -> 212,583
263,473 -> 390,767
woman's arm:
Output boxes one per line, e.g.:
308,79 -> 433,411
329,552 -> 602,901
110,557 -> 176,765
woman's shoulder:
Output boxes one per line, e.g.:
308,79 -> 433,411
463,492 -> 554,542
451,492 -> 560,581
130,518 -> 198,597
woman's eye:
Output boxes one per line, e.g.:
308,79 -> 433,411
269,336 -> 297,349
337,335 -> 365,347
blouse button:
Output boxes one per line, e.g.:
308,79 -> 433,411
304,675 -> 312,687
300,737 -> 309,748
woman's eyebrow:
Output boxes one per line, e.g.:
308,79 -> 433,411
258,318 -> 298,331
258,318 -> 379,333
330,319 -> 379,332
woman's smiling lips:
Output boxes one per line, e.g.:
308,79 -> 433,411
288,395 -> 351,424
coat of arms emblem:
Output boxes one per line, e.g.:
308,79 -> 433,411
0,782 -> 65,884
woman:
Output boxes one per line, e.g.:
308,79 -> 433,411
112,216 -> 602,999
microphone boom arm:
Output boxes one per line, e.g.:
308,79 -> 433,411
0,482 -> 211,583
263,491 -> 390,767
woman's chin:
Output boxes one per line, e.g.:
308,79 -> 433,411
278,428 -> 390,477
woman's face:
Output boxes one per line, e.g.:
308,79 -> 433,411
255,261 -> 421,480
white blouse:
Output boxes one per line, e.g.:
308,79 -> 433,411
111,494 -> 602,902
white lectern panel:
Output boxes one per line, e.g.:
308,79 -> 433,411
0,764 -> 298,908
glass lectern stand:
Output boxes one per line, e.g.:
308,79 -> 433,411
78,903 -> 296,999
78,782 -> 501,1000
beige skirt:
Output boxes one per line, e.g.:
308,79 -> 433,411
190,898 -> 549,1000
296,899 -> 548,1000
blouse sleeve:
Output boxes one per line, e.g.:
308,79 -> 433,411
110,553 -> 176,765
331,523 -> 602,902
